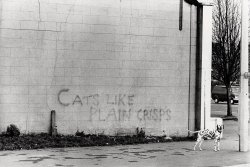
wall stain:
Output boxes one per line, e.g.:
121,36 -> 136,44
84,154 -> 108,159
172,152 -> 185,156
113,156 -> 123,159
19,156 -> 56,164
182,148 -> 193,152
0,153 -> 13,156
64,157 -> 92,160
144,149 -> 166,153
17,154 -> 27,156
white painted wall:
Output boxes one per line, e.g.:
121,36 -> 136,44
201,5 -> 212,130
0,0 -> 197,136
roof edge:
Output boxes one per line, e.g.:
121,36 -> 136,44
184,0 -> 200,6
185,0 -> 213,6
197,0 -> 214,6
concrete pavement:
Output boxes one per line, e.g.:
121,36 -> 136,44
0,120 -> 250,167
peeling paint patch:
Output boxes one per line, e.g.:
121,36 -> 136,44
130,147 -> 141,150
145,149 -> 166,153
148,156 -> 157,158
118,148 -> 128,151
172,152 -> 185,156
0,153 -> 13,156
19,156 -> 55,164
113,156 -> 123,159
85,154 -> 108,159
88,148 -> 102,151
52,149 -> 77,153
64,157 -> 90,160
65,155 -> 108,160
134,153 -> 147,156
17,154 -> 27,156
182,148 -> 193,152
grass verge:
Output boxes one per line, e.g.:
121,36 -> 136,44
0,133 -> 195,151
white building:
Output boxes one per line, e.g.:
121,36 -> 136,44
0,0 -> 213,136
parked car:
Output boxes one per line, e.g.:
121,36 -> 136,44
211,85 -> 239,104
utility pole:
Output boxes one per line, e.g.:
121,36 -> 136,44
239,0 -> 249,152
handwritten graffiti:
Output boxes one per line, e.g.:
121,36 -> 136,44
90,107 -> 131,121
106,94 -> 135,106
58,89 -> 70,106
82,94 -> 99,106
89,107 -> 171,122
137,108 -> 171,121
57,89 -> 134,106
57,89 -> 171,122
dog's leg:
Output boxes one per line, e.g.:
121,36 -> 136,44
193,140 -> 198,150
194,134 -> 202,151
193,138 -> 200,151
217,141 -> 220,151
198,139 -> 203,151
214,140 -> 218,151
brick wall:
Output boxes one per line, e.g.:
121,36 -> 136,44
0,0 -> 197,136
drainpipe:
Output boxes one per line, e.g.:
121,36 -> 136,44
194,1 -> 213,130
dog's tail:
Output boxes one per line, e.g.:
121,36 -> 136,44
187,130 -> 199,134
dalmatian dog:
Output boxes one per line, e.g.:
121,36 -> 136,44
188,125 -> 224,151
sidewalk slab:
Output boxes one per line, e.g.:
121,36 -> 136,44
0,120 -> 249,167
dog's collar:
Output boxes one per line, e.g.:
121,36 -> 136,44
216,130 -> 222,133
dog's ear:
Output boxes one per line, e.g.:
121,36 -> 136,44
216,125 -> 223,131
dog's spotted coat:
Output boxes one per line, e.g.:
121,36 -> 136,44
189,125 -> 223,151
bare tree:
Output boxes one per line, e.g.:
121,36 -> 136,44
212,0 -> 241,116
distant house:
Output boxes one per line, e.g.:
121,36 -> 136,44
0,0 -> 213,136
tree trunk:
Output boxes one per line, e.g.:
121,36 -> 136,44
226,86 -> 233,116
